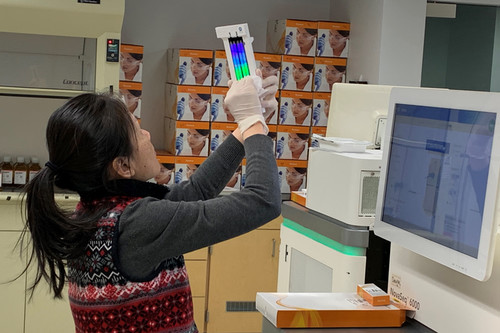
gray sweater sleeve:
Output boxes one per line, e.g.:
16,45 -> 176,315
117,134 -> 281,281
163,133 -> 245,201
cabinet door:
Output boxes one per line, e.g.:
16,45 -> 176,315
24,276 -> 75,333
206,228 -> 280,333
0,232 -> 26,333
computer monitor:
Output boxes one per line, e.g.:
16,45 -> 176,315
375,87 -> 500,281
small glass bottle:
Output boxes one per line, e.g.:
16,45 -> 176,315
28,157 -> 41,182
13,156 -> 28,188
1,156 -> 14,189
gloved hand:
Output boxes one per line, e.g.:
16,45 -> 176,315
224,76 -> 268,134
256,69 -> 279,120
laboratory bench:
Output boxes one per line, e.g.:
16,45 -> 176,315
262,317 -> 436,333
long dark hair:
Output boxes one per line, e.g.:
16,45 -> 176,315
20,92 -> 137,298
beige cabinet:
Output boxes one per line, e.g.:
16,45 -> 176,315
0,192 -> 78,333
205,216 -> 283,333
0,232 -> 26,333
184,247 -> 209,332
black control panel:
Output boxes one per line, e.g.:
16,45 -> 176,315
106,39 -> 120,62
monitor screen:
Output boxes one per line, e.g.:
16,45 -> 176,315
375,87 -> 500,281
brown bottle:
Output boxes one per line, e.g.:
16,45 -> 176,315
1,156 -> 14,190
13,156 -> 28,188
28,157 -> 41,182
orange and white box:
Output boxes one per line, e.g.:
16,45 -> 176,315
280,55 -> 315,91
266,19 -> 318,57
312,92 -> 331,127
276,159 -> 307,194
213,50 -> 231,86
256,292 -> 406,328
276,125 -> 310,160
164,119 -> 210,157
152,153 -> 175,186
210,86 -> 231,122
165,84 -> 211,121
210,122 -> 238,154
255,52 -> 282,80
265,91 -> 280,125
267,124 -> 278,154
279,90 -> 313,126
174,156 -> 207,184
310,126 -> 327,149
119,81 -> 142,119
120,44 -> 144,82
316,21 -> 350,58
291,190 -> 307,206
166,48 -> 214,86
314,57 -> 347,92
357,284 -> 391,306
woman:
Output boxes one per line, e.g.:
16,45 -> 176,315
187,57 -> 213,85
119,88 -> 142,118
119,52 -> 143,81
154,163 -> 175,185
284,133 -> 309,160
286,167 -> 307,192
20,74 -> 280,332
187,128 -> 209,156
188,93 -> 210,121
259,60 -> 281,79
329,29 -> 350,57
291,98 -> 312,126
325,64 -> 346,90
292,63 -> 314,91
293,28 -> 317,56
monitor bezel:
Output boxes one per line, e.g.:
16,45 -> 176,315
375,87 -> 500,281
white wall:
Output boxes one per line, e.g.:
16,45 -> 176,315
330,0 -> 426,87
121,0 -> 332,148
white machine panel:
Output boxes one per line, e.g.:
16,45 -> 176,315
388,232 -> 500,333
277,223 -> 366,293
306,148 -> 382,227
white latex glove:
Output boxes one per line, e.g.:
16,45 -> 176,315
224,76 -> 268,134
256,69 -> 279,120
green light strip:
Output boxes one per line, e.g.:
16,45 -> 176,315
283,218 -> 365,256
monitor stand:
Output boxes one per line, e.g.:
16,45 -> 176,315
388,231 -> 500,333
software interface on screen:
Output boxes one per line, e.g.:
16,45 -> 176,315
382,103 -> 496,258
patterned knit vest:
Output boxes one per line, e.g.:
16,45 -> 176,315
67,196 -> 198,333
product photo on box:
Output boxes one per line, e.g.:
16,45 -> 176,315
210,122 -> 237,154
165,84 -> 212,121
210,86 -> 230,122
164,118 -> 210,157
119,44 -> 144,82
167,48 -> 214,86
267,19 -> 318,57
316,21 -> 350,58
213,50 -> 231,86
314,57 -> 347,92
119,81 -> 142,119
311,92 -> 331,127
280,55 -> 315,91
151,154 -> 175,186
276,159 -> 308,194
255,52 -> 282,80
173,156 -> 207,184
279,90 -> 313,126
276,125 -> 310,161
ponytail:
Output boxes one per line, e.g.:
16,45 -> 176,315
21,166 -> 103,299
